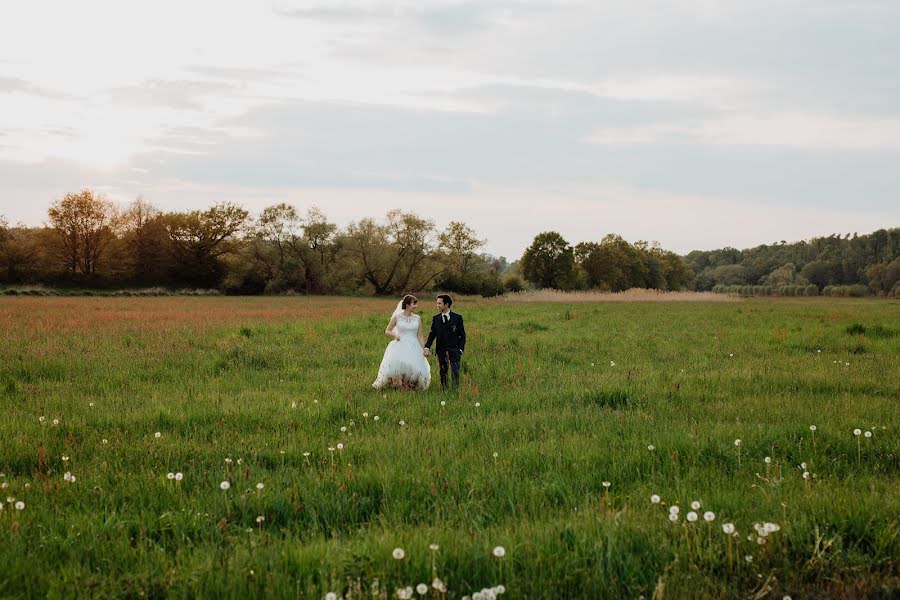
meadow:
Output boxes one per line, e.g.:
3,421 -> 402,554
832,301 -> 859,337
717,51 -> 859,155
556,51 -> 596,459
0,295 -> 897,599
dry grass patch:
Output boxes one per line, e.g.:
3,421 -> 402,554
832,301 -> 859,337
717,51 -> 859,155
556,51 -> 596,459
502,288 -> 739,303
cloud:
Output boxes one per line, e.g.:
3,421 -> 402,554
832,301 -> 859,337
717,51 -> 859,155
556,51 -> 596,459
586,112 -> 900,151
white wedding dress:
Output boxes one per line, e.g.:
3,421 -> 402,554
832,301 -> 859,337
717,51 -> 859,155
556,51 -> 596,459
372,313 -> 431,390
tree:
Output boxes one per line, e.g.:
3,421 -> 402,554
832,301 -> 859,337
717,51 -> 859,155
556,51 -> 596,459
162,202 -> 249,287
438,222 -> 485,277
47,189 -> 118,277
120,197 -> 169,283
344,209 -> 440,295
0,220 -> 41,282
521,231 -> 575,289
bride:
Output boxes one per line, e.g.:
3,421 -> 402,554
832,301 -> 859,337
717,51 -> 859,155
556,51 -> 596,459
372,295 -> 431,390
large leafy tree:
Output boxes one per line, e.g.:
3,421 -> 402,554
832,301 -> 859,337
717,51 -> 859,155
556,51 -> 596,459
47,189 -> 118,277
162,202 -> 249,287
522,231 -> 575,289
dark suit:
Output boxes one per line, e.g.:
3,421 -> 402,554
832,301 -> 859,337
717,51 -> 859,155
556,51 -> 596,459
424,311 -> 466,390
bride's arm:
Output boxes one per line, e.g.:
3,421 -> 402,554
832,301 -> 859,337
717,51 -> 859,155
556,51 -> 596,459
417,318 -> 425,347
385,316 -> 399,340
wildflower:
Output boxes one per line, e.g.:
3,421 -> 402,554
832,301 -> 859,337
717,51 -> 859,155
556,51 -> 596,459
399,420 -> 405,426
392,547 -> 405,560
102,439 -> 108,444
313,399 -> 318,404
291,401 -> 297,408
64,471 -> 75,483
52,419 -> 59,426
15,501 -> 24,510
800,462 -> 807,470
669,505 -> 680,514
326,593 -> 338,600
734,439 -> 742,446
691,500 -> 701,510
89,402 -> 94,407
864,431 -> 872,438
432,578 -> 446,593
757,537 -> 766,545
650,494 -> 661,504
416,584 -> 428,595
722,523 -> 735,534
493,452 -> 499,458
853,429 -> 861,436
610,361 -> 616,366
802,471 -> 810,480
745,555 -> 753,563
373,416 -> 380,421
763,522 -> 780,533
475,402 -> 481,407
155,432 -> 161,438
39,416 -> 46,423
225,458 -> 233,464
363,412 -> 369,418
647,444 -> 655,451
256,482 -> 264,490
429,543 -> 439,551
256,515 -> 264,524
167,472 -> 175,480
62,456 -> 69,462
668,513 -> 678,522
704,511 -> 715,522
764,456 -> 771,464
340,426 -> 347,433
237,459 -> 242,465
303,452 -> 310,457
809,425 -> 816,431
337,443 -> 344,450
220,481 -> 231,490
492,546 -> 506,558
440,401 -> 446,407
687,511 -> 698,522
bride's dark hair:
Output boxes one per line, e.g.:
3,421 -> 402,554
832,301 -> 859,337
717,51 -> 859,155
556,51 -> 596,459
401,294 -> 418,309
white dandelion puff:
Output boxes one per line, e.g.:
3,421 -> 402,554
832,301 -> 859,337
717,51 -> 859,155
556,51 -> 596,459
392,547 -> 405,560
220,481 -> 231,490
416,583 -> 428,595
650,494 -> 661,504
154,432 -> 161,439
722,523 -> 735,534
691,500 -> 701,510
734,439 -> 742,446
704,511 -> 715,522
15,501 -> 25,510
256,482 -> 264,490
865,430 -> 872,438
687,511 -> 698,522
668,513 -> 679,522
853,428 -> 861,436
167,472 -> 175,480
492,546 -> 506,558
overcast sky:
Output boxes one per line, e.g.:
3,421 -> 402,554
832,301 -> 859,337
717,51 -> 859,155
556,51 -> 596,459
1,0 -> 898,257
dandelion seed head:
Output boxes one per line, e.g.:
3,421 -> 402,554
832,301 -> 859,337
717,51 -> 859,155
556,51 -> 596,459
475,402 -> 481,407
52,419 -> 59,426
102,439 -> 108,444
325,593 -> 338,600
734,439 -> 742,446
668,512 -> 678,522
853,428 -> 861,436
416,583 -> 428,595
256,482 -> 264,490
363,412 -> 369,418
704,511 -> 715,522
175,472 -> 183,481
256,515 -> 264,523
669,505 -> 680,514
802,471 -> 810,480
303,452 -> 310,457
440,401 -> 446,407
399,420 -> 405,426
340,426 -> 347,432
800,462 -> 807,470
373,416 -> 380,421
15,501 -> 24,510
764,456 -> 771,464
167,472 -> 175,480
691,500 -> 701,510
154,432 -> 161,438
392,547 -> 405,560
722,523 -> 735,534
429,543 -> 439,551
602,481 -> 611,488
337,443 -> 344,450
687,511 -> 698,522
650,494 -> 661,504
493,452 -> 499,458
220,481 -> 230,490
647,444 -> 655,451
865,430 -> 872,438
810,425 -> 817,431
492,545 -> 506,558
745,555 -> 753,563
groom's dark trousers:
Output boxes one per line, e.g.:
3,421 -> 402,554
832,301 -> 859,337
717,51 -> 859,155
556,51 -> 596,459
425,311 -> 466,391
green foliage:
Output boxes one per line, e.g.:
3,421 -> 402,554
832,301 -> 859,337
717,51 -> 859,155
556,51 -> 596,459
0,297 -> 897,598
521,231 -> 576,289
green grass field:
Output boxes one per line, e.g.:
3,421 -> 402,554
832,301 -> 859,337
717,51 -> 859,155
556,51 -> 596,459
0,296 -> 897,599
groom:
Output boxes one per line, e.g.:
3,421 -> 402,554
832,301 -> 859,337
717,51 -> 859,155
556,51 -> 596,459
423,294 -> 466,390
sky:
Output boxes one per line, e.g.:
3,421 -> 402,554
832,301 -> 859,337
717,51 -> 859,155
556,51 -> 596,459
1,0 -> 898,258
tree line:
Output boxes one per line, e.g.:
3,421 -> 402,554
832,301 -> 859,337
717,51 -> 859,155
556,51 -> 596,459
1,189 -> 897,296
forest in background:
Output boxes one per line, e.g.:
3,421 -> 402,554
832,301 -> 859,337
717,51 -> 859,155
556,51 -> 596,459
1,189 -> 898,297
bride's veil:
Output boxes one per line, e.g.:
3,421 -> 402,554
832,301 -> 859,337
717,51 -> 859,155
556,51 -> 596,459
388,299 -> 404,330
